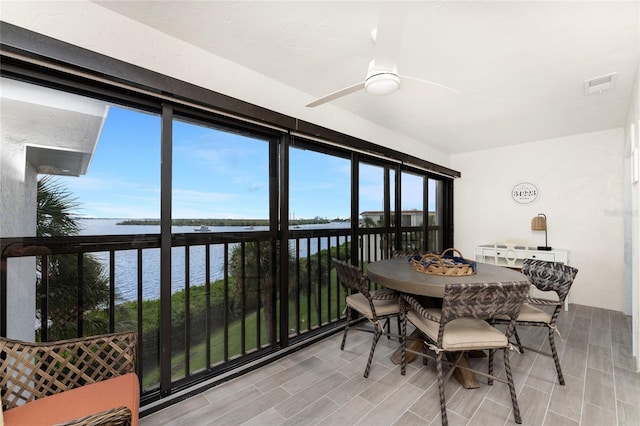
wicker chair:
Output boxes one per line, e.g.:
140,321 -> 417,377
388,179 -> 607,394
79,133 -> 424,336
332,258 -> 401,378
495,258 -> 578,385
1,331 -> 138,426
400,281 -> 530,426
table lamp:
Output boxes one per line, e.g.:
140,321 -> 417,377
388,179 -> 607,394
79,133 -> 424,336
531,213 -> 552,251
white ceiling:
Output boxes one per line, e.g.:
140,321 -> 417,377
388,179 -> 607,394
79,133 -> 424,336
95,1 -> 639,154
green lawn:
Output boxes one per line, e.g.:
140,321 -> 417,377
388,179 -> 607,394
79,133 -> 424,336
141,273 -> 346,388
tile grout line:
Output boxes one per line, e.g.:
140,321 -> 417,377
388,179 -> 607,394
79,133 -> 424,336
541,306 -> 571,426
388,380 -> 427,426
608,310 -> 620,426
577,307 -> 593,425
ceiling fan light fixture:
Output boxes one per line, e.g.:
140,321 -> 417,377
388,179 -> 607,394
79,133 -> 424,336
365,73 -> 400,96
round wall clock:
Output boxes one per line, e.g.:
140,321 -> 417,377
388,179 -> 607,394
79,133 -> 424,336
511,182 -> 538,204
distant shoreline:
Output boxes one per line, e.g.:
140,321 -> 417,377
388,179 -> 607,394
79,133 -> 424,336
116,218 -> 349,226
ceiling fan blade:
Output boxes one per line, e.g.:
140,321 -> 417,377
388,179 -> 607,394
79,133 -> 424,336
373,3 -> 407,70
306,81 -> 366,107
400,75 -> 460,95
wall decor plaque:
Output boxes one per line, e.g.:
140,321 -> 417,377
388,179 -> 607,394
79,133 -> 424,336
511,182 -> 538,204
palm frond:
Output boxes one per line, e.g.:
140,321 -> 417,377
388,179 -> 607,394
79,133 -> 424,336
37,176 -> 81,237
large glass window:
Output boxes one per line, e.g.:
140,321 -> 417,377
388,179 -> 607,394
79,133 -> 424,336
288,146 -> 350,332
172,119 -> 270,224
172,118 -> 271,376
0,77 -> 163,388
60,107 -> 161,220
55,104 -> 162,389
289,147 -> 350,224
428,178 -> 444,251
358,162 -> 386,262
400,171 -> 423,226
398,171 -> 422,251
359,163 -> 385,228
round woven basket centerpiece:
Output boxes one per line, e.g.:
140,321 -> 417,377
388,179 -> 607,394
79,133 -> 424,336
410,248 -> 477,276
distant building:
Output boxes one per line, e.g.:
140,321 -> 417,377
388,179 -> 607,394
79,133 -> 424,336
360,209 -> 424,227
358,210 -> 426,261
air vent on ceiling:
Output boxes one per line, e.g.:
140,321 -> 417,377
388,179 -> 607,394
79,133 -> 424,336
584,72 -> 617,95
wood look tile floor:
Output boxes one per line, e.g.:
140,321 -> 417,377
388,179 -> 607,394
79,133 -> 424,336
141,304 -> 639,425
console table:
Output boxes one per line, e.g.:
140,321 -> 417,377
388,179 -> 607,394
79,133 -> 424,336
474,244 -> 571,310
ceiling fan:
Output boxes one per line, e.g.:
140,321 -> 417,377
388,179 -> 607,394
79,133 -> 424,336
306,4 -> 459,108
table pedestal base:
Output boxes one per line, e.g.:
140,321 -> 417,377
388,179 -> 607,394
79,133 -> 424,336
391,330 -> 480,389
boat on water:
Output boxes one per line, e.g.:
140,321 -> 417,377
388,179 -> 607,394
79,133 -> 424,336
194,225 -> 211,232
244,226 -> 254,230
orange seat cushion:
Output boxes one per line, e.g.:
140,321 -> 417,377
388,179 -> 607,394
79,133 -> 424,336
3,373 -> 139,426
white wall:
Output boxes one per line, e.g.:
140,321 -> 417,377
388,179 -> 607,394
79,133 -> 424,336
624,56 -> 640,367
0,130 -> 38,340
451,128 -> 626,311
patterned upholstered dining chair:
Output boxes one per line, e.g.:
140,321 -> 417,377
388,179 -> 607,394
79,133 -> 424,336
390,249 -> 425,259
400,281 -> 530,425
495,258 -> 578,385
332,258 -> 401,378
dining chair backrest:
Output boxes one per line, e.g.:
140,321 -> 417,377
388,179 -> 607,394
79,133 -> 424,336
439,282 -> 530,339
521,258 -> 578,303
390,250 -> 425,259
332,258 -> 371,298
332,258 -> 400,378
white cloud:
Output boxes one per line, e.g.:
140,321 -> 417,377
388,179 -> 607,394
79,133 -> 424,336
172,188 -> 238,203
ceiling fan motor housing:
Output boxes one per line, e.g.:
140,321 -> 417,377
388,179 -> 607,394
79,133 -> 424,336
365,61 -> 400,95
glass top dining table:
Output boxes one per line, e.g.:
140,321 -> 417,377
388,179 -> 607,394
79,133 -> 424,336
366,257 -> 529,297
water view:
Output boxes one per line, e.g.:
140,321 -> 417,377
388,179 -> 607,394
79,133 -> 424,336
79,219 -> 349,301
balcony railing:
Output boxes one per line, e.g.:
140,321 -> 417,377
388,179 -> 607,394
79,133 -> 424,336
0,226 -> 432,407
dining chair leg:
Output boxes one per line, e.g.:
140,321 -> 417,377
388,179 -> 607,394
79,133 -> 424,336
383,317 -> 401,340
504,348 -> 522,424
340,307 -> 351,350
514,328 -> 524,354
436,352 -> 448,426
400,314 -> 407,376
364,325 -> 382,378
488,348 -> 495,385
422,342 -> 429,365
385,318 -> 392,339
549,328 -> 565,385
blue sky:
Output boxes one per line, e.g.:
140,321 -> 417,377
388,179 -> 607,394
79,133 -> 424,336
57,106 -> 427,219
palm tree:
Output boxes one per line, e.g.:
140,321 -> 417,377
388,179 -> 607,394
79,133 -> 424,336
362,217 -> 376,228
37,176 -> 81,237
36,176 -> 111,340
297,241 -> 351,328
229,240 -> 298,346
229,241 -> 275,345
